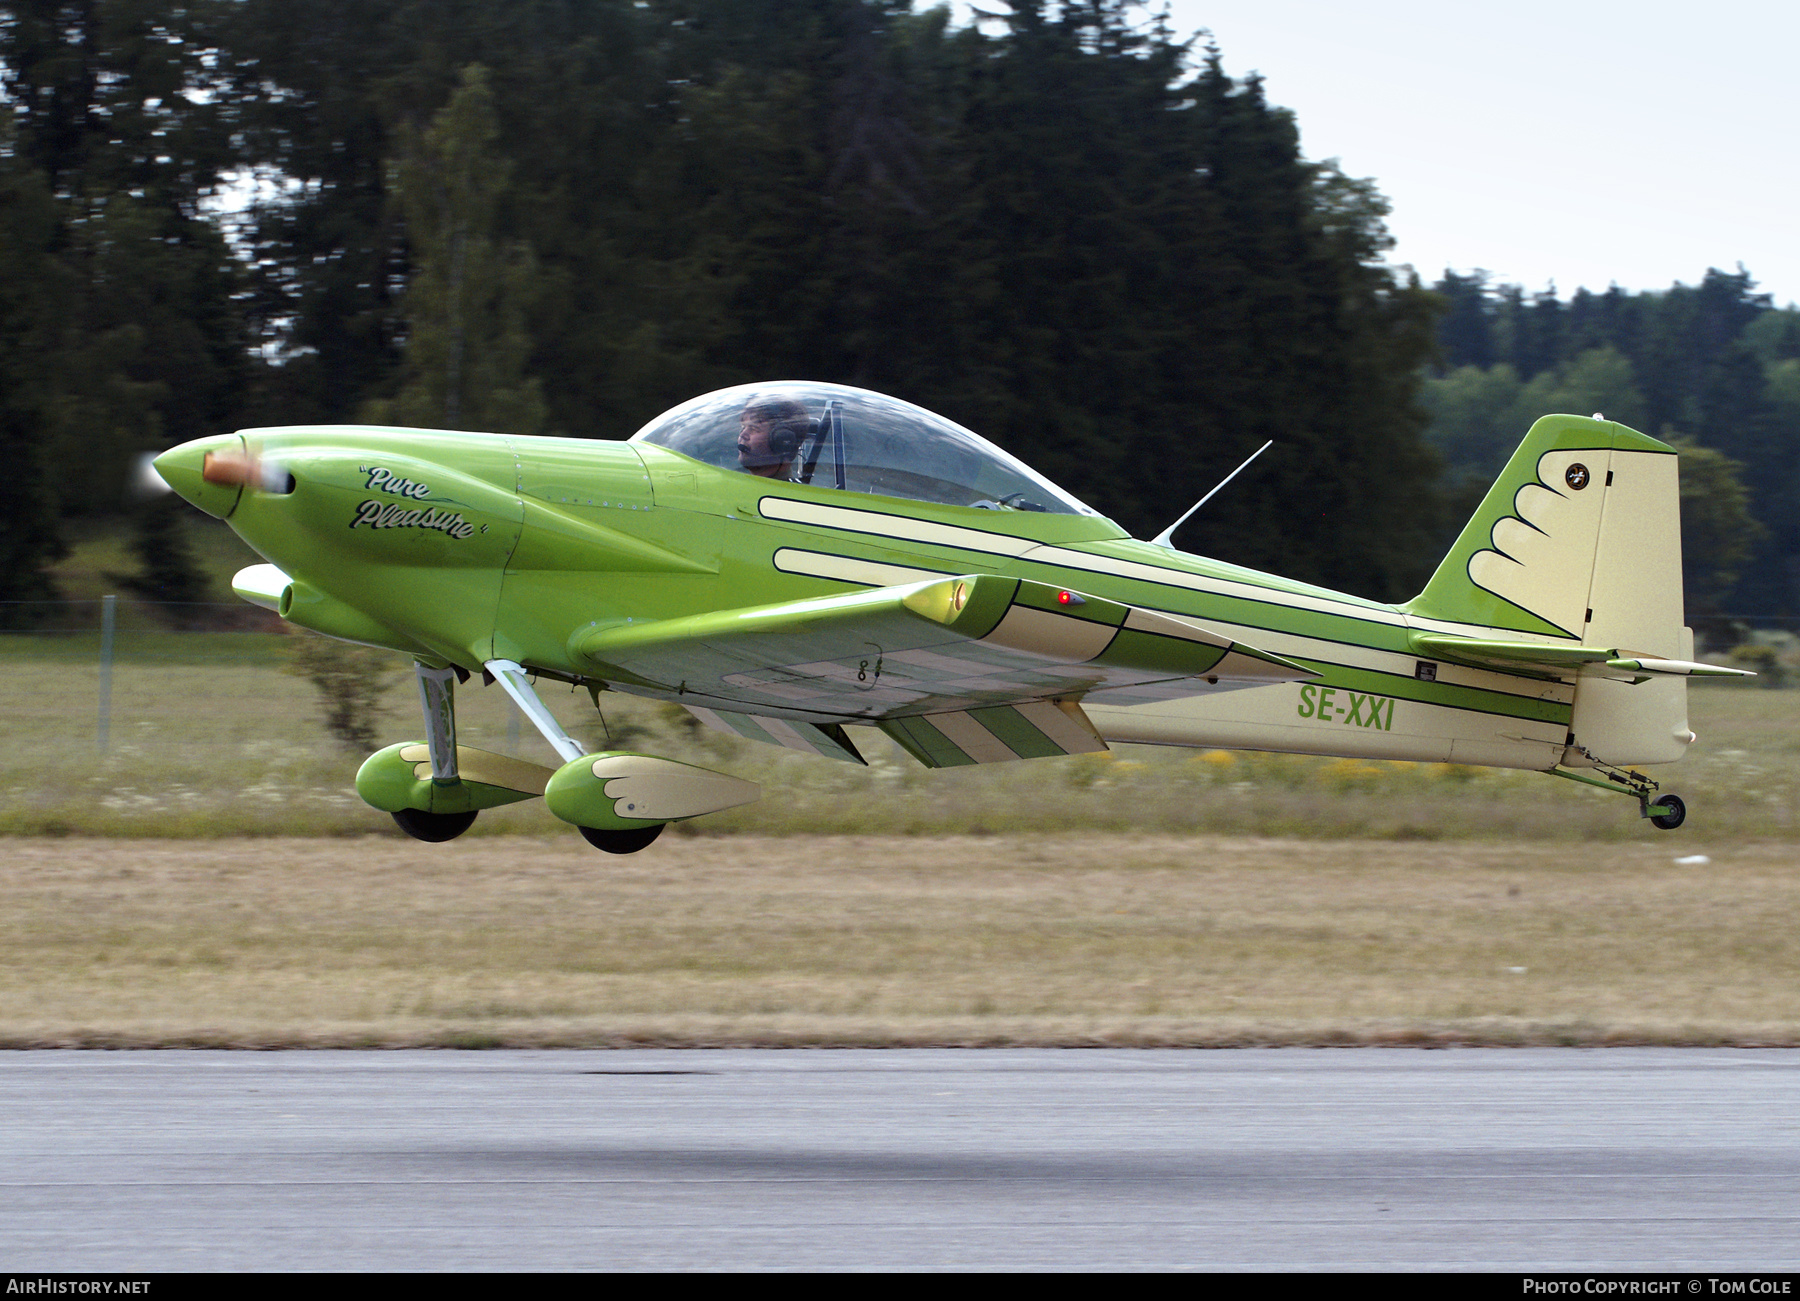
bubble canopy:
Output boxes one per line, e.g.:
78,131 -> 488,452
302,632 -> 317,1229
629,382 -> 1098,516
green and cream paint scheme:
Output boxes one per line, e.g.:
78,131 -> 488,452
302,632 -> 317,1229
153,381 -> 1745,852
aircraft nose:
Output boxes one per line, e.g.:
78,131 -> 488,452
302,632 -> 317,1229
153,434 -> 245,519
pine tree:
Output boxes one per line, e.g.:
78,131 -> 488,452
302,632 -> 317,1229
360,65 -> 547,434
1434,271 -> 1495,369
1,0 -> 251,512
0,102 -> 67,620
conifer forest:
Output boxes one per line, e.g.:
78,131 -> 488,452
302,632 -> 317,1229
2,0 -> 1794,622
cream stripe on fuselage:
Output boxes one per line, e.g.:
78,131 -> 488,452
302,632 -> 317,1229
759,497 -> 1395,624
771,548 -> 946,588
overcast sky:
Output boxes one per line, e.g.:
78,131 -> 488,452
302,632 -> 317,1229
957,1 -> 1799,306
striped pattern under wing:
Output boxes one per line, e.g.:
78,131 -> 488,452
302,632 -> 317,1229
684,706 -> 866,765
879,701 -> 1107,768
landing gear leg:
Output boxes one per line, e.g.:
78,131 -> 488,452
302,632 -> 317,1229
415,661 -> 460,782
1549,759 -> 1689,830
485,659 -> 585,763
397,661 -> 478,842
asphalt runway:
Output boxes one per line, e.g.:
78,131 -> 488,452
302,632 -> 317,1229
5,1048 -> 1800,1271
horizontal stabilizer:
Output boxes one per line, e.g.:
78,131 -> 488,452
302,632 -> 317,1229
1411,632 -> 1754,682
1600,655 -> 1754,680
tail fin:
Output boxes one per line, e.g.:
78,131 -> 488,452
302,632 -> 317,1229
1407,414 -> 1681,644
1406,414 -> 1694,765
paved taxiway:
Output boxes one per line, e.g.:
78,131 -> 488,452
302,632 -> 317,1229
5,1048 -> 1800,1270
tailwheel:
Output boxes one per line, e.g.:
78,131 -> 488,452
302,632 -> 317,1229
578,823 -> 665,855
391,807 -> 479,843
1649,793 -> 1687,831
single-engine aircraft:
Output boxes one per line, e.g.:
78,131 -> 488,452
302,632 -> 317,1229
153,381 -> 1749,853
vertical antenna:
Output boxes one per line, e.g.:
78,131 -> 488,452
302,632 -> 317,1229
1148,440 -> 1273,549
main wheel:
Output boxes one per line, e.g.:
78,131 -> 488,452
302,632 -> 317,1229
391,807 -> 479,843
1650,793 -> 1687,831
578,822 -> 665,855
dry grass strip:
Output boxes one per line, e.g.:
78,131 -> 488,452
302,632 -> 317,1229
3,834 -> 1796,1048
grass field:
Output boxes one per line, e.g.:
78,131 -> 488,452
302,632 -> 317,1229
0,626 -> 1794,840
4,833 -> 1796,1048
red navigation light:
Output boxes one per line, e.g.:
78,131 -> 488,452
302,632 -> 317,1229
1057,590 -> 1074,604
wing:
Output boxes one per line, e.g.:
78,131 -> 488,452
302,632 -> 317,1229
573,573 -> 1315,765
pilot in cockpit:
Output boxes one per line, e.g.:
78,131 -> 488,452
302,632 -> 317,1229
736,395 -> 812,479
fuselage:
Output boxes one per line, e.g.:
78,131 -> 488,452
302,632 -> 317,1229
155,421 -> 1682,775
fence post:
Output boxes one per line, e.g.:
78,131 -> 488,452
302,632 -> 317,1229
97,594 -> 116,752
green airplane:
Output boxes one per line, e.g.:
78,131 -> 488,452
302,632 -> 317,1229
153,381 -> 1748,853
